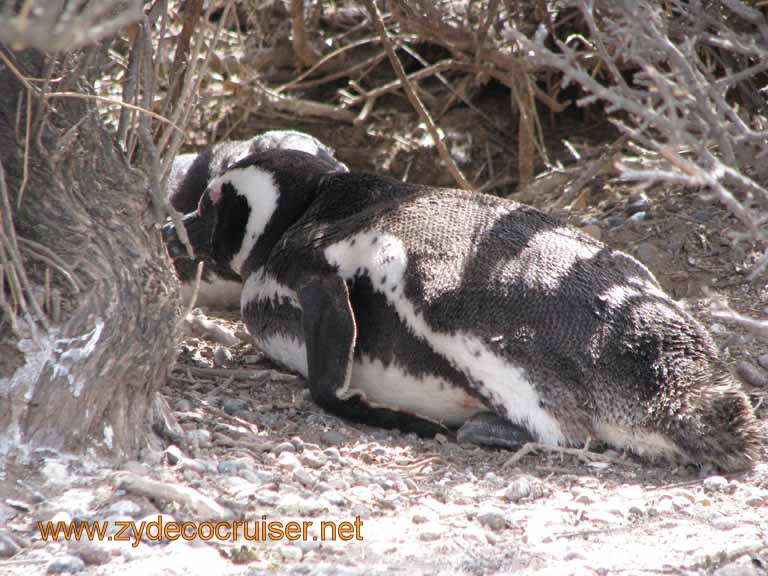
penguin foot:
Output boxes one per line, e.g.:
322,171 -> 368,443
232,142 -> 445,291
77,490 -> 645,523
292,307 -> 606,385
457,412 -> 533,450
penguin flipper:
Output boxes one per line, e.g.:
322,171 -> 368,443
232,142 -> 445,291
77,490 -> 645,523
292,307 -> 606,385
298,274 -> 449,436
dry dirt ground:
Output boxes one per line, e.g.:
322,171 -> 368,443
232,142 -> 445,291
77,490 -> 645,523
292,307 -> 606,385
2,101 -> 768,575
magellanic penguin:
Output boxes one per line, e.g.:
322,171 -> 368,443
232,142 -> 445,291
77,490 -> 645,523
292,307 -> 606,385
161,131 -> 348,307
183,149 -> 763,472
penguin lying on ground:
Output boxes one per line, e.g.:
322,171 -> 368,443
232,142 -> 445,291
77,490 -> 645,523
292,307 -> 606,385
164,149 -> 764,472
161,131 -> 348,307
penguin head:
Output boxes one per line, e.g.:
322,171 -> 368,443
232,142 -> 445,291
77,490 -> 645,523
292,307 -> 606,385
183,149 -> 339,277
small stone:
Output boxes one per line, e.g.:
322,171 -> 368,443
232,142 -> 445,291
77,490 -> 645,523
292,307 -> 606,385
165,445 -> 183,466
606,215 -> 625,228
186,429 -> 211,447
222,398 -> 249,415
217,460 -> 245,475
274,442 -> 296,455
254,490 -> 280,506
277,494 -> 328,516
582,224 -> 602,241
277,452 -> 302,470
174,398 -> 192,412
419,530 -> 442,542
322,490 -> 347,507
504,477 -> 532,502
319,430 -> 345,446
105,499 -> 143,518
323,447 -> 341,461
278,544 -> 303,561
477,511 -> 506,531
703,476 -> 729,493
371,445 -> 388,456
290,436 -> 305,451
412,514 -> 429,524
710,323 -> 727,335
434,433 -> 448,445
242,354 -> 262,364
625,192 -> 650,216
711,516 -> 739,530
628,211 -> 648,222
301,450 -> 328,469
736,360 -> 768,388
213,346 -> 233,367
69,541 -> 110,566
293,468 -> 315,488
47,555 -> 85,574
757,354 -> 768,372
0,532 -> 21,559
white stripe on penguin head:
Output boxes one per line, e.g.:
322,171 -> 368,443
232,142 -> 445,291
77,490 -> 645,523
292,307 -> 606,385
209,165 -> 280,275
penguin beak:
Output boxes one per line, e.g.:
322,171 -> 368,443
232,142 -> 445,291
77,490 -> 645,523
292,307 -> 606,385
161,207 -> 216,260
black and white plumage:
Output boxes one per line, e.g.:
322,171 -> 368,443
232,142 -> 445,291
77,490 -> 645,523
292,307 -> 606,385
183,149 -> 762,472
162,131 -> 347,307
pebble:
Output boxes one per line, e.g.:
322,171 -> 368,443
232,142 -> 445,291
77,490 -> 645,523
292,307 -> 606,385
703,476 -> 729,493
69,541 -> 110,565
293,468 -> 315,488
186,429 -> 211,447
277,494 -> 328,516
371,445 -> 388,456
174,398 -> 192,412
319,430 -> 345,446
505,477 -> 532,502
625,192 -> 650,216
290,436 -> 306,451
757,354 -> 768,372
582,224 -> 602,240
242,354 -> 262,364
711,516 -> 739,530
736,360 -> 768,388
628,211 -> 648,222
301,451 -> 328,469
218,460 -> 246,475
213,346 -> 233,367
322,490 -> 347,507
274,441 -> 296,455
419,530 -> 443,542
254,490 -> 280,506
104,499 -> 143,518
47,555 -> 86,574
412,514 -> 429,524
165,445 -> 183,466
606,215 -> 625,228
278,544 -> 304,561
222,398 -> 249,415
277,452 -> 303,470
0,532 -> 21,558
477,511 -> 507,531
323,447 -> 341,461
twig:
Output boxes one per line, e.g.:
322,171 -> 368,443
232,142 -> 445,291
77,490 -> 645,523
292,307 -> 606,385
364,0 -> 472,190
43,91 -> 185,135
709,293 -> 768,341
555,134 -> 629,209
291,0 -> 319,67
504,442 -> 635,468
